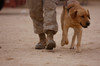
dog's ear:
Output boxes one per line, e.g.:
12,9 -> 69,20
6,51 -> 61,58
70,10 -> 77,19
87,10 -> 90,19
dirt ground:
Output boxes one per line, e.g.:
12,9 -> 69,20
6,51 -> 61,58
0,1 -> 100,66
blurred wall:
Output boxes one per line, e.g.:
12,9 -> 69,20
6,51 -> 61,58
89,0 -> 100,1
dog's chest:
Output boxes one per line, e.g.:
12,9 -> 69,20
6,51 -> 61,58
65,18 -> 80,28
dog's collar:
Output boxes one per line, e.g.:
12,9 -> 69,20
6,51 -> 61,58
66,6 -> 73,13
64,0 -> 74,13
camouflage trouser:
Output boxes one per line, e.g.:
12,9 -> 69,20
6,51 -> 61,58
27,0 -> 58,34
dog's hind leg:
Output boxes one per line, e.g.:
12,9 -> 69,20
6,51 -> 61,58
70,28 -> 77,49
76,28 -> 82,53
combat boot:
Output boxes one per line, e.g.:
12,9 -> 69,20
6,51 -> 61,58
35,33 -> 46,49
46,30 -> 56,50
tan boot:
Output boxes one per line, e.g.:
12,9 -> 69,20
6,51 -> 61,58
46,30 -> 56,50
35,33 -> 46,49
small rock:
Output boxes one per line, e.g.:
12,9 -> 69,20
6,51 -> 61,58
0,46 -> 2,49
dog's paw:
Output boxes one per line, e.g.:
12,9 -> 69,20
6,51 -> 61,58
76,48 -> 81,53
70,44 -> 75,49
76,50 -> 81,53
70,47 -> 74,49
61,40 -> 69,46
61,43 -> 65,46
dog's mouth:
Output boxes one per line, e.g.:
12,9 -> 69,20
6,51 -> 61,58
80,23 -> 88,28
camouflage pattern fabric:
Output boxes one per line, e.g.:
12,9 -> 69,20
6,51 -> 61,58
27,0 -> 58,34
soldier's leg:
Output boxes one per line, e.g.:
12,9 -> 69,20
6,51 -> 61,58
27,0 -> 46,49
43,0 -> 58,50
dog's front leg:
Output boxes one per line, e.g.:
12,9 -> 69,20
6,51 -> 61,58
70,28 -> 77,49
76,28 -> 82,53
61,25 -> 69,46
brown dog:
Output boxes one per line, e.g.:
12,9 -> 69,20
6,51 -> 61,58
61,0 -> 90,52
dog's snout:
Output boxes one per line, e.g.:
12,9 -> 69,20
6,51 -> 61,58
86,22 -> 90,26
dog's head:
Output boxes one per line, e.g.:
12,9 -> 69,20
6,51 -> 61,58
70,8 -> 90,28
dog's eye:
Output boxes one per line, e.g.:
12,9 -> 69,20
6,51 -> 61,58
81,15 -> 85,18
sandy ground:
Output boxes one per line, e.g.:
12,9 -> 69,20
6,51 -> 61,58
0,1 -> 100,66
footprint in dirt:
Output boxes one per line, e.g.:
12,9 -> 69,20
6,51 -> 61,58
6,58 -> 14,61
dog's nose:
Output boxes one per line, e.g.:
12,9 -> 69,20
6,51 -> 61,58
86,22 -> 90,26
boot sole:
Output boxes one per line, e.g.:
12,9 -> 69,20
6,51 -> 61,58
35,43 -> 45,49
